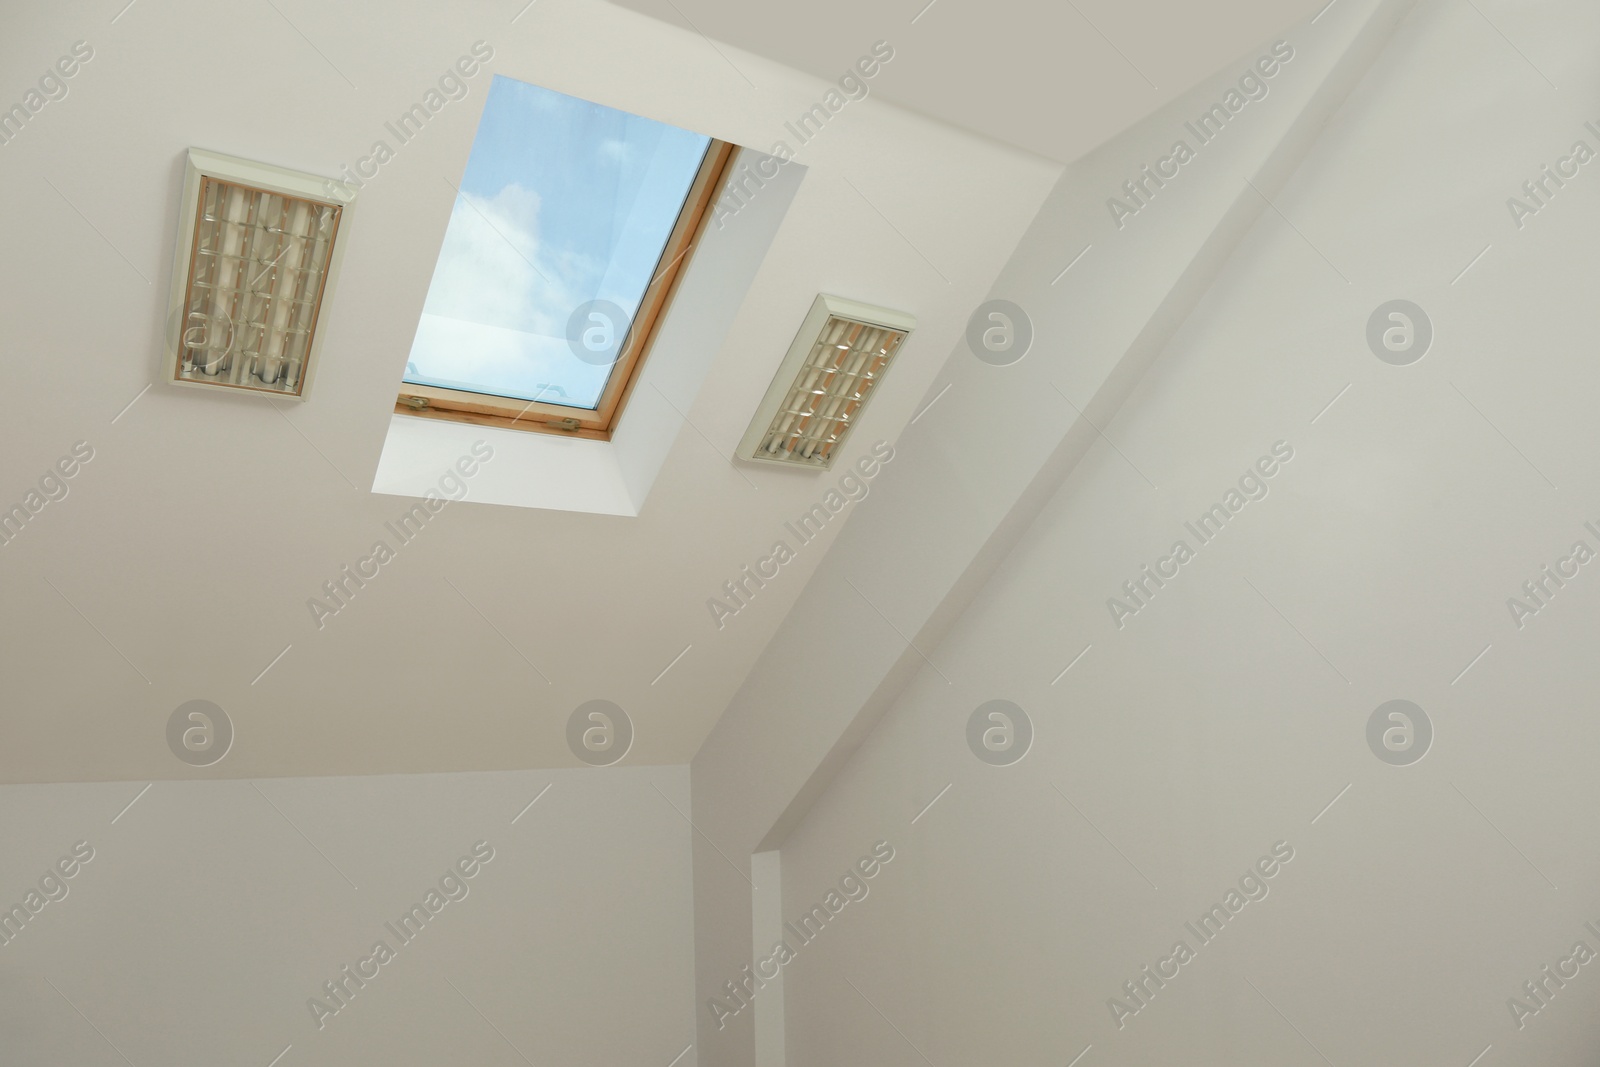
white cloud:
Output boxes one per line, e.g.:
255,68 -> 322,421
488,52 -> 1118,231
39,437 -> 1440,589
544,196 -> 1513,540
421,183 -> 570,336
410,183 -> 615,407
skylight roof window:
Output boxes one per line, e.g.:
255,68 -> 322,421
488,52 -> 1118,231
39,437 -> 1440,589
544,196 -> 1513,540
398,75 -> 733,438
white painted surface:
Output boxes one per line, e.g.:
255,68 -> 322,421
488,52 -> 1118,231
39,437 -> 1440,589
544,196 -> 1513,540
758,1 -> 1600,1064
0,766 -> 695,1067
689,1 -> 1399,1061
374,414 -> 638,515
0,0 -> 1056,781
605,0 -> 1330,163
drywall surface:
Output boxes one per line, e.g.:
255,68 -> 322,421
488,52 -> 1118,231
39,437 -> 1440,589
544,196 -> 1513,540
689,0 -> 1399,1062
0,765 -> 696,1067
771,0 -> 1600,1063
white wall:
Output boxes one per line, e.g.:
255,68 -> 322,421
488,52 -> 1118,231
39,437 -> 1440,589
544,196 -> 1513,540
688,0 -> 1404,1062
767,0 -> 1600,1064
0,765 -> 695,1067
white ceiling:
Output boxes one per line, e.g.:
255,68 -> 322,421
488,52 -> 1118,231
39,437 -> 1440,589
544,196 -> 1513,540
0,0 -> 1305,784
0,0 -> 1052,782
606,0 -> 1329,162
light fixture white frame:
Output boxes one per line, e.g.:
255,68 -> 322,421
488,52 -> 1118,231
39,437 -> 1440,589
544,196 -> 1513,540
736,294 -> 915,470
162,148 -> 357,401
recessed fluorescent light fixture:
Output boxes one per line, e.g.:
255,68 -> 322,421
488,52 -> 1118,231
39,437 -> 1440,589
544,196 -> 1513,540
163,149 -> 354,400
737,295 -> 914,469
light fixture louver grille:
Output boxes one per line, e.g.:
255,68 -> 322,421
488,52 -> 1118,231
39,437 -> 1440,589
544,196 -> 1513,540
738,295 -> 914,469
163,150 -> 354,400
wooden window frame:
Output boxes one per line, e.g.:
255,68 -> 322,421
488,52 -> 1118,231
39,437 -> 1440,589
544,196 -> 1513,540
395,140 -> 737,441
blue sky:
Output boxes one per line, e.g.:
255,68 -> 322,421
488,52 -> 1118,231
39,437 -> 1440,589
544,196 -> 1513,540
405,75 -> 710,409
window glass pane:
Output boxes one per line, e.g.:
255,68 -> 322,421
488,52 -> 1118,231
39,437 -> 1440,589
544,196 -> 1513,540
404,75 -> 711,410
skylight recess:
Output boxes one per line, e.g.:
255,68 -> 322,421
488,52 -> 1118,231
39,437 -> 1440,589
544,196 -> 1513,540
399,76 -> 732,438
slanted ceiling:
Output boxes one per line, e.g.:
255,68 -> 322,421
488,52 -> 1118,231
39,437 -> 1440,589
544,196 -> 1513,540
0,0 -> 1320,786
0,0 -> 1052,782
605,0 -> 1329,163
